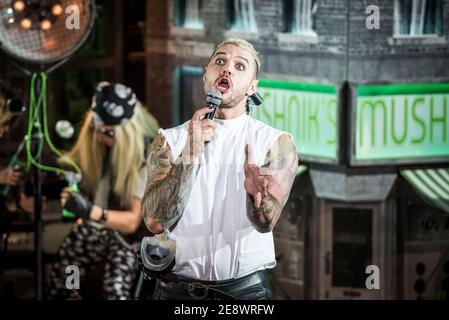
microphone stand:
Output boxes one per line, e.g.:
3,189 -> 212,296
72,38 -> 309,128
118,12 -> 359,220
32,73 -> 44,300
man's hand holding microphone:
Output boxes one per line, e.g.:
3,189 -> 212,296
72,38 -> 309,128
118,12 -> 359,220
182,90 -> 222,163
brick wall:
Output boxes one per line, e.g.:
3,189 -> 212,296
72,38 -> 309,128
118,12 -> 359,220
348,0 -> 449,82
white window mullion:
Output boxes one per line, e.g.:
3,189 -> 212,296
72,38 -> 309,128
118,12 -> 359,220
293,0 -> 301,33
410,0 -> 418,35
301,0 -> 307,32
247,0 -> 257,31
241,0 -> 249,29
233,0 -> 242,30
184,0 -> 202,29
306,0 -> 313,33
418,0 -> 427,34
393,0 -> 401,35
410,0 -> 427,35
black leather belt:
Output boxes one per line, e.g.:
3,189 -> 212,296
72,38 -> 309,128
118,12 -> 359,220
158,270 -> 268,300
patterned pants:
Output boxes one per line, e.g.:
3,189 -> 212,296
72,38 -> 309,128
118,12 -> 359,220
47,222 -> 138,300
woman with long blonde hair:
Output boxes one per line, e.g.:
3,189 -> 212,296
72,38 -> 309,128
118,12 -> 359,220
48,82 -> 159,300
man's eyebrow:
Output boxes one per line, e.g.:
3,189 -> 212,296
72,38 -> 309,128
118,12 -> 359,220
211,51 -> 251,65
236,55 -> 249,64
212,51 -> 229,58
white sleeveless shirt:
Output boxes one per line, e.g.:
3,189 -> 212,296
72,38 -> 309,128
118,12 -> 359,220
160,113 -> 285,281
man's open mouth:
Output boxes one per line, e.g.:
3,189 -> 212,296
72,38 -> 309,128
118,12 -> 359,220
215,77 -> 232,93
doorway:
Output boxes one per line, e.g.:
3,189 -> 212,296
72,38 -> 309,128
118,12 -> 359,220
320,201 -> 381,299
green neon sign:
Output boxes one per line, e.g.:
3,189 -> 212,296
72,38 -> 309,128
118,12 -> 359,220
253,79 -> 338,160
356,83 -> 449,161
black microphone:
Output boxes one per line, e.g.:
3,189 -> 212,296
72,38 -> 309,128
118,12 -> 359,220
204,90 -> 222,120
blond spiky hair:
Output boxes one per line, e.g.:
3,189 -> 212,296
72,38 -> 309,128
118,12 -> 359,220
211,37 -> 261,77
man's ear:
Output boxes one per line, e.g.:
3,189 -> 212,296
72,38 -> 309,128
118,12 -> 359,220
246,79 -> 259,96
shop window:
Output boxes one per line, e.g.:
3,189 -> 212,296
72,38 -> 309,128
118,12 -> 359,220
174,0 -> 204,29
283,0 -> 317,35
226,0 -> 258,32
394,0 -> 443,36
332,208 -> 373,288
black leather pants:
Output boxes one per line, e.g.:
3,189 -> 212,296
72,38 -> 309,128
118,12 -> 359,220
152,270 -> 273,300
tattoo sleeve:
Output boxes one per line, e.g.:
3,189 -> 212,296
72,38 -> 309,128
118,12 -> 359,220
247,134 -> 299,233
141,133 -> 201,231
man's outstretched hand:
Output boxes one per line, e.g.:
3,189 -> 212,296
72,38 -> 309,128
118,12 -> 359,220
243,136 -> 298,233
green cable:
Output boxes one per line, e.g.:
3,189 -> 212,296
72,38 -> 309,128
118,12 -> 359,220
41,72 -> 81,175
26,73 -> 42,169
26,74 -> 57,174
25,73 -> 68,176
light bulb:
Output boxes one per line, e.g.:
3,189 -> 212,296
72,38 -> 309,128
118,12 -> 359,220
13,1 -> 25,12
41,19 -> 52,30
51,4 -> 63,16
20,18 -> 32,29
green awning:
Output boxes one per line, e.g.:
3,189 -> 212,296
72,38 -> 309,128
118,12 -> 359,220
401,168 -> 449,214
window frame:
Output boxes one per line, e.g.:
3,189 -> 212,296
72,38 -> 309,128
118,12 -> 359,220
173,0 -> 204,30
393,0 -> 443,38
283,0 -> 318,36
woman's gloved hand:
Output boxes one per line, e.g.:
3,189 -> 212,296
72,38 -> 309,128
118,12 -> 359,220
63,191 -> 92,221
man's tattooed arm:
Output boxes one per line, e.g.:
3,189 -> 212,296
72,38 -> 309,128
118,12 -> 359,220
141,133 -> 200,233
245,134 -> 298,233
